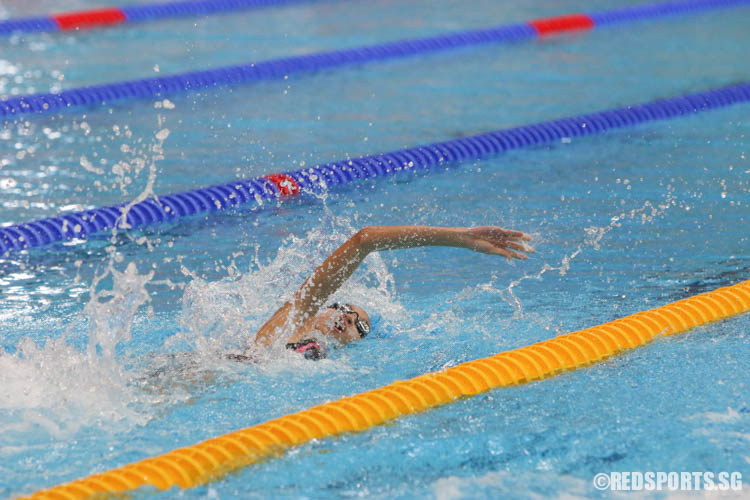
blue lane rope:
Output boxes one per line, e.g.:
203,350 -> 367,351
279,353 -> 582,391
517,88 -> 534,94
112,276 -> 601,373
120,0 -> 306,22
0,17 -> 58,34
0,24 -> 536,120
2,81 -> 749,255
587,0 -> 748,24
2,0 -> 749,121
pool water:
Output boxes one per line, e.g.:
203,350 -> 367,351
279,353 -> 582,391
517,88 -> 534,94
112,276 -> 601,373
1,0 -> 749,498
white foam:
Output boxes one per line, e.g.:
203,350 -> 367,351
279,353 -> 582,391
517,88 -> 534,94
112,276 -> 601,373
686,407 -> 741,424
0,330 -> 145,445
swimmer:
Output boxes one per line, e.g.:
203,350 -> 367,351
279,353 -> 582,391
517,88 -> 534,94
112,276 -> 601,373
251,225 -> 533,360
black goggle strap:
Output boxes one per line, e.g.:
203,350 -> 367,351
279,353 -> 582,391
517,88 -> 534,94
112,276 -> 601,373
328,302 -> 370,338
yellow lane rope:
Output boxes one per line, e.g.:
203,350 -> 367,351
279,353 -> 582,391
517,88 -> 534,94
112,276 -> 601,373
22,280 -> 750,499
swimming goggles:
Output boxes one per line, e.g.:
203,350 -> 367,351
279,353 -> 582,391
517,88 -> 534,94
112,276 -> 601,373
327,302 -> 370,338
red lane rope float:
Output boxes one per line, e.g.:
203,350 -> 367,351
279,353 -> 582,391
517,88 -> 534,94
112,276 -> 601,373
529,14 -> 595,36
263,173 -> 300,196
19,280 -> 750,499
52,8 -> 127,31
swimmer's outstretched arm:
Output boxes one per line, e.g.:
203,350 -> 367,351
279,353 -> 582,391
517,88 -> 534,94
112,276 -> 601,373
254,226 -> 533,346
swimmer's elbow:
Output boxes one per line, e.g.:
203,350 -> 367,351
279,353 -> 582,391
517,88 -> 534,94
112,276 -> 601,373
353,226 -> 377,251
354,226 -> 406,252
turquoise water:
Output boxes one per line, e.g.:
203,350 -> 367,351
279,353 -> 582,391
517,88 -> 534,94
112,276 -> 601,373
1,0 -> 749,498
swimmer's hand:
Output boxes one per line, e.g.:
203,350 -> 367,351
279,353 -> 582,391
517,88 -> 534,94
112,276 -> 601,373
462,226 -> 534,260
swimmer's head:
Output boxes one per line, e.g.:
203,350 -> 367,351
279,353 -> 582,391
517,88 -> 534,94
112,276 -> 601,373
314,303 -> 370,344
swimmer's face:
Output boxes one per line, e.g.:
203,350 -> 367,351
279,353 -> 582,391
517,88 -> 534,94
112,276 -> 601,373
314,304 -> 370,344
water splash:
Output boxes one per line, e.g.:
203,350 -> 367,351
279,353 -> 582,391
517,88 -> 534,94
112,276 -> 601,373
84,262 -> 154,359
0,107 -> 177,445
417,197 -> 675,343
502,196 -> 674,318
112,102 -> 172,232
176,206 -> 405,361
0,260 -> 156,445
